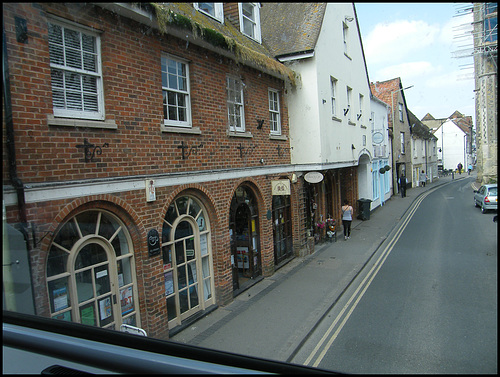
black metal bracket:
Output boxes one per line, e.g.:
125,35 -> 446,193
277,145 -> 293,157
76,139 -> 109,162
177,141 -> 203,160
236,143 -> 256,158
357,113 -> 362,121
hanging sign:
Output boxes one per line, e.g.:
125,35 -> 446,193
148,229 -> 160,257
271,179 -> 291,195
304,171 -> 324,183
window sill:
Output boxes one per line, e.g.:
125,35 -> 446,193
269,134 -> 287,141
227,130 -> 253,138
47,115 -> 117,129
162,126 -> 201,135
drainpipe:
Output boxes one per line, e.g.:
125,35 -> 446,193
3,22 -> 29,243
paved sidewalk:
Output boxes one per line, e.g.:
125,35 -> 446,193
170,173 -> 476,363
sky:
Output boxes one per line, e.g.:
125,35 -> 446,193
354,3 -> 475,124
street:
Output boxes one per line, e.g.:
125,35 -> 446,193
292,177 -> 497,373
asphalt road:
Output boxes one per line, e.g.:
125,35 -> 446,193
294,177 -> 497,373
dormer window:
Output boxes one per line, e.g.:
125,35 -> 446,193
239,3 -> 261,43
194,3 -> 224,23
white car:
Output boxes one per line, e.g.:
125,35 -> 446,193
474,184 -> 497,214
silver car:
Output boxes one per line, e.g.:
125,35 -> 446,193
474,184 -> 497,213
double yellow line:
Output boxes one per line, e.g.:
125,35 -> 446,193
303,191 -> 431,368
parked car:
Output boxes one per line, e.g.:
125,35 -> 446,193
473,184 -> 497,214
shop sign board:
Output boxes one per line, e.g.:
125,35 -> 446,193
148,229 -> 160,257
271,179 -> 291,195
304,171 -> 324,183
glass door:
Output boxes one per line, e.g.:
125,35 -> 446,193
272,195 -> 293,265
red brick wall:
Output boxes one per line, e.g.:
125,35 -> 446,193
3,3 -> 294,339
2,3 -> 290,185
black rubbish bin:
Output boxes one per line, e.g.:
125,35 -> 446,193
357,198 -> 372,220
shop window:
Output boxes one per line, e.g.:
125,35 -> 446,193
162,196 -> 214,329
46,210 -> 139,330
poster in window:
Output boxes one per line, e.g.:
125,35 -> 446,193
53,286 -> 68,312
99,296 -> 112,320
165,271 -> 174,296
236,247 -> 249,269
53,311 -> 71,322
81,305 -> 96,326
120,286 -> 134,315
200,233 -> 208,256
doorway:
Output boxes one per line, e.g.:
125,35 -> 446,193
272,195 -> 293,265
229,186 -> 261,293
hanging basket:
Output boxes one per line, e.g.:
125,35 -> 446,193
384,165 -> 391,171
379,168 -> 386,174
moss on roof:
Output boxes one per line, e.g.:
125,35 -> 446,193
150,3 -> 296,85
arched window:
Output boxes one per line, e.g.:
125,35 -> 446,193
46,210 -> 139,330
162,196 -> 214,328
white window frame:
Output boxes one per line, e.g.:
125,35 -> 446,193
358,94 -> 364,122
342,22 -> 349,55
238,3 -> 261,43
400,132 -> 405,154
48,19 -> 104,120
330,76 -> 338,117
346,86 -> 352,121
161,54 -> 192,128
226,76 -> 245,132
398,102 -> 404,122
268,89 -> 281,135
194,3 -> 224,23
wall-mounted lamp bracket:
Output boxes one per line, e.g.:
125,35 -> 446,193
76,139 -> 109,162
256,119 -> 265,129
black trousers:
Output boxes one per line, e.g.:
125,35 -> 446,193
342,220 -> 352,237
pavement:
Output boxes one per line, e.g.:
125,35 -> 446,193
170,172 -> 477,364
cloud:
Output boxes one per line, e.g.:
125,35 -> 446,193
364,20 -> 440,65
375,61 -> 437,82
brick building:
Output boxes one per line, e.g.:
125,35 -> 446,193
3,3 -> 306,338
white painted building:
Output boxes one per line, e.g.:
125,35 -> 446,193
423,112 -> 474,173
261,3 -> 373,224
370,96 -> 392,209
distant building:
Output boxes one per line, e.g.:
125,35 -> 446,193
407,111 -> 438,185
422,112 -> 474,173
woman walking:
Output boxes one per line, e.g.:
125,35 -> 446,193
342,199 -> 353,240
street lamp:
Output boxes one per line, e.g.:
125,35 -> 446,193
390,84 -> 413,195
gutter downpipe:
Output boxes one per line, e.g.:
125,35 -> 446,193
3,21 -> 35,312
3,22 -> 29,240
